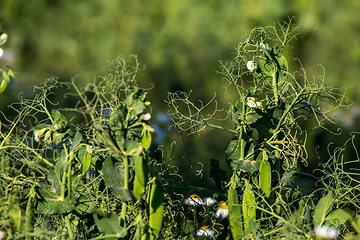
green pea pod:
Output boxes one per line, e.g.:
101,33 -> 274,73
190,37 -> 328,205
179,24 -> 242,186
141,129 -> 152,151
259,150 -> 271,198
227,177 -> 243,240
242,179 -> 256,230
82,145 -> 92,175
148,178 -> 163,238
134,155 -> 148,200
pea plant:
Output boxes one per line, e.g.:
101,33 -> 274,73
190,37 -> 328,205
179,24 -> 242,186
1,18 -> 360,240
0,56 -> 166,239
166,18 -> 359,239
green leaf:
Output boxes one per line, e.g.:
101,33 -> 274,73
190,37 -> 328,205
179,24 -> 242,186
259,151 -> 271,198
37,197 -> 74,215
124,140 -> 141,156
313,192 -> 334,226
325,209 -> 350,227
148,179 -> 164,237
82,145 -> 92,175
70,131 -> 82,151
141,129 -> 152,151
134,155 -> 148,200
93,210 -> 127,239
227,176 -> 243,240
103,156 -> 133,202
51,109 -> 68,124
8,190 -> 21,230
0,70 -> 9,94
242,179 -> 256,230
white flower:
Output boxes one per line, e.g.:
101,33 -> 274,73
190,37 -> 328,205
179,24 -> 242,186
34,129 -> 46,142
0,231 -> 4,239
246,61 -> 256,72
246,98 -> 261,109
216,201 -> 229,218
204,197 -> 216,206
315,225 -> 338,239
54,124 -> 61,130
184,194 -> 204,206
196,225 -> 215,237
0,48 -> 3,58
259,42 -> 270,51
142,113 -> 151,121
0,33 -> 8,45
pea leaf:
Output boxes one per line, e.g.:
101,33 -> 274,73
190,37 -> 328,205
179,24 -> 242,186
93,210 -> 127,239
325,209 -> 350,227
103,156 -> 133,202
313,192 -> 334,226
82,145 -> 92,175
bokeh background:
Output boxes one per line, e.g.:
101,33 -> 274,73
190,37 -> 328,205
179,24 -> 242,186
1,0 -> 360,189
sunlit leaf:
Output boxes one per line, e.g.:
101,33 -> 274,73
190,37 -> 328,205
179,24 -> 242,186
82,145 -> 92,175
313,192 -> 334,226
93,210 -> 127,239
325,209 -> 350,227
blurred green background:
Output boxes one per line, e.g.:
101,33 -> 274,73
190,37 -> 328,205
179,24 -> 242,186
1,0 -> 360,188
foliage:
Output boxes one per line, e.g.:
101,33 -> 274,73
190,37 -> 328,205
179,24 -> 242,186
167,18 -> 360,239
2,18 -> 360,240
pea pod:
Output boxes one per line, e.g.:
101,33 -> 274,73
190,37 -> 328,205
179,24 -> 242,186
227,175 -> 243,240
148,178 -> 163,237
242,179 -> 256,230
134,154 -> 148,200
259,150 -> 271,198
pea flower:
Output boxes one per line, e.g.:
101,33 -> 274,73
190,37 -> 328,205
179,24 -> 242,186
196,225 -> 215,237
315,225 -> 338,239
259,42 -> 271,51
246,61 -> 256,72
142,113 -> 151,121
204,197 -> 216,206
246,98 -> 261,109
34,128 -> 47,142
216,201 -> 229,218
0,33 -> 8,58
184,194 -> 204,206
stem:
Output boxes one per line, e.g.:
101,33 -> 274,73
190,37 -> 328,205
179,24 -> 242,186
65,215 -> 74,240
274,87 -> 305,134
120,155 -> 129,228
61,168 -> 67,200
68,150 -> 73,204
256,206 -> 311,239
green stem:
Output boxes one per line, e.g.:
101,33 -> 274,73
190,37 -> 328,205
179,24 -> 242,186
61,168 -> 67,200
205,122 -> 238,134
65,215 -> 74,240
120,156 -> 129,227
68,151 -> 73,204
274,87 -> 305,134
